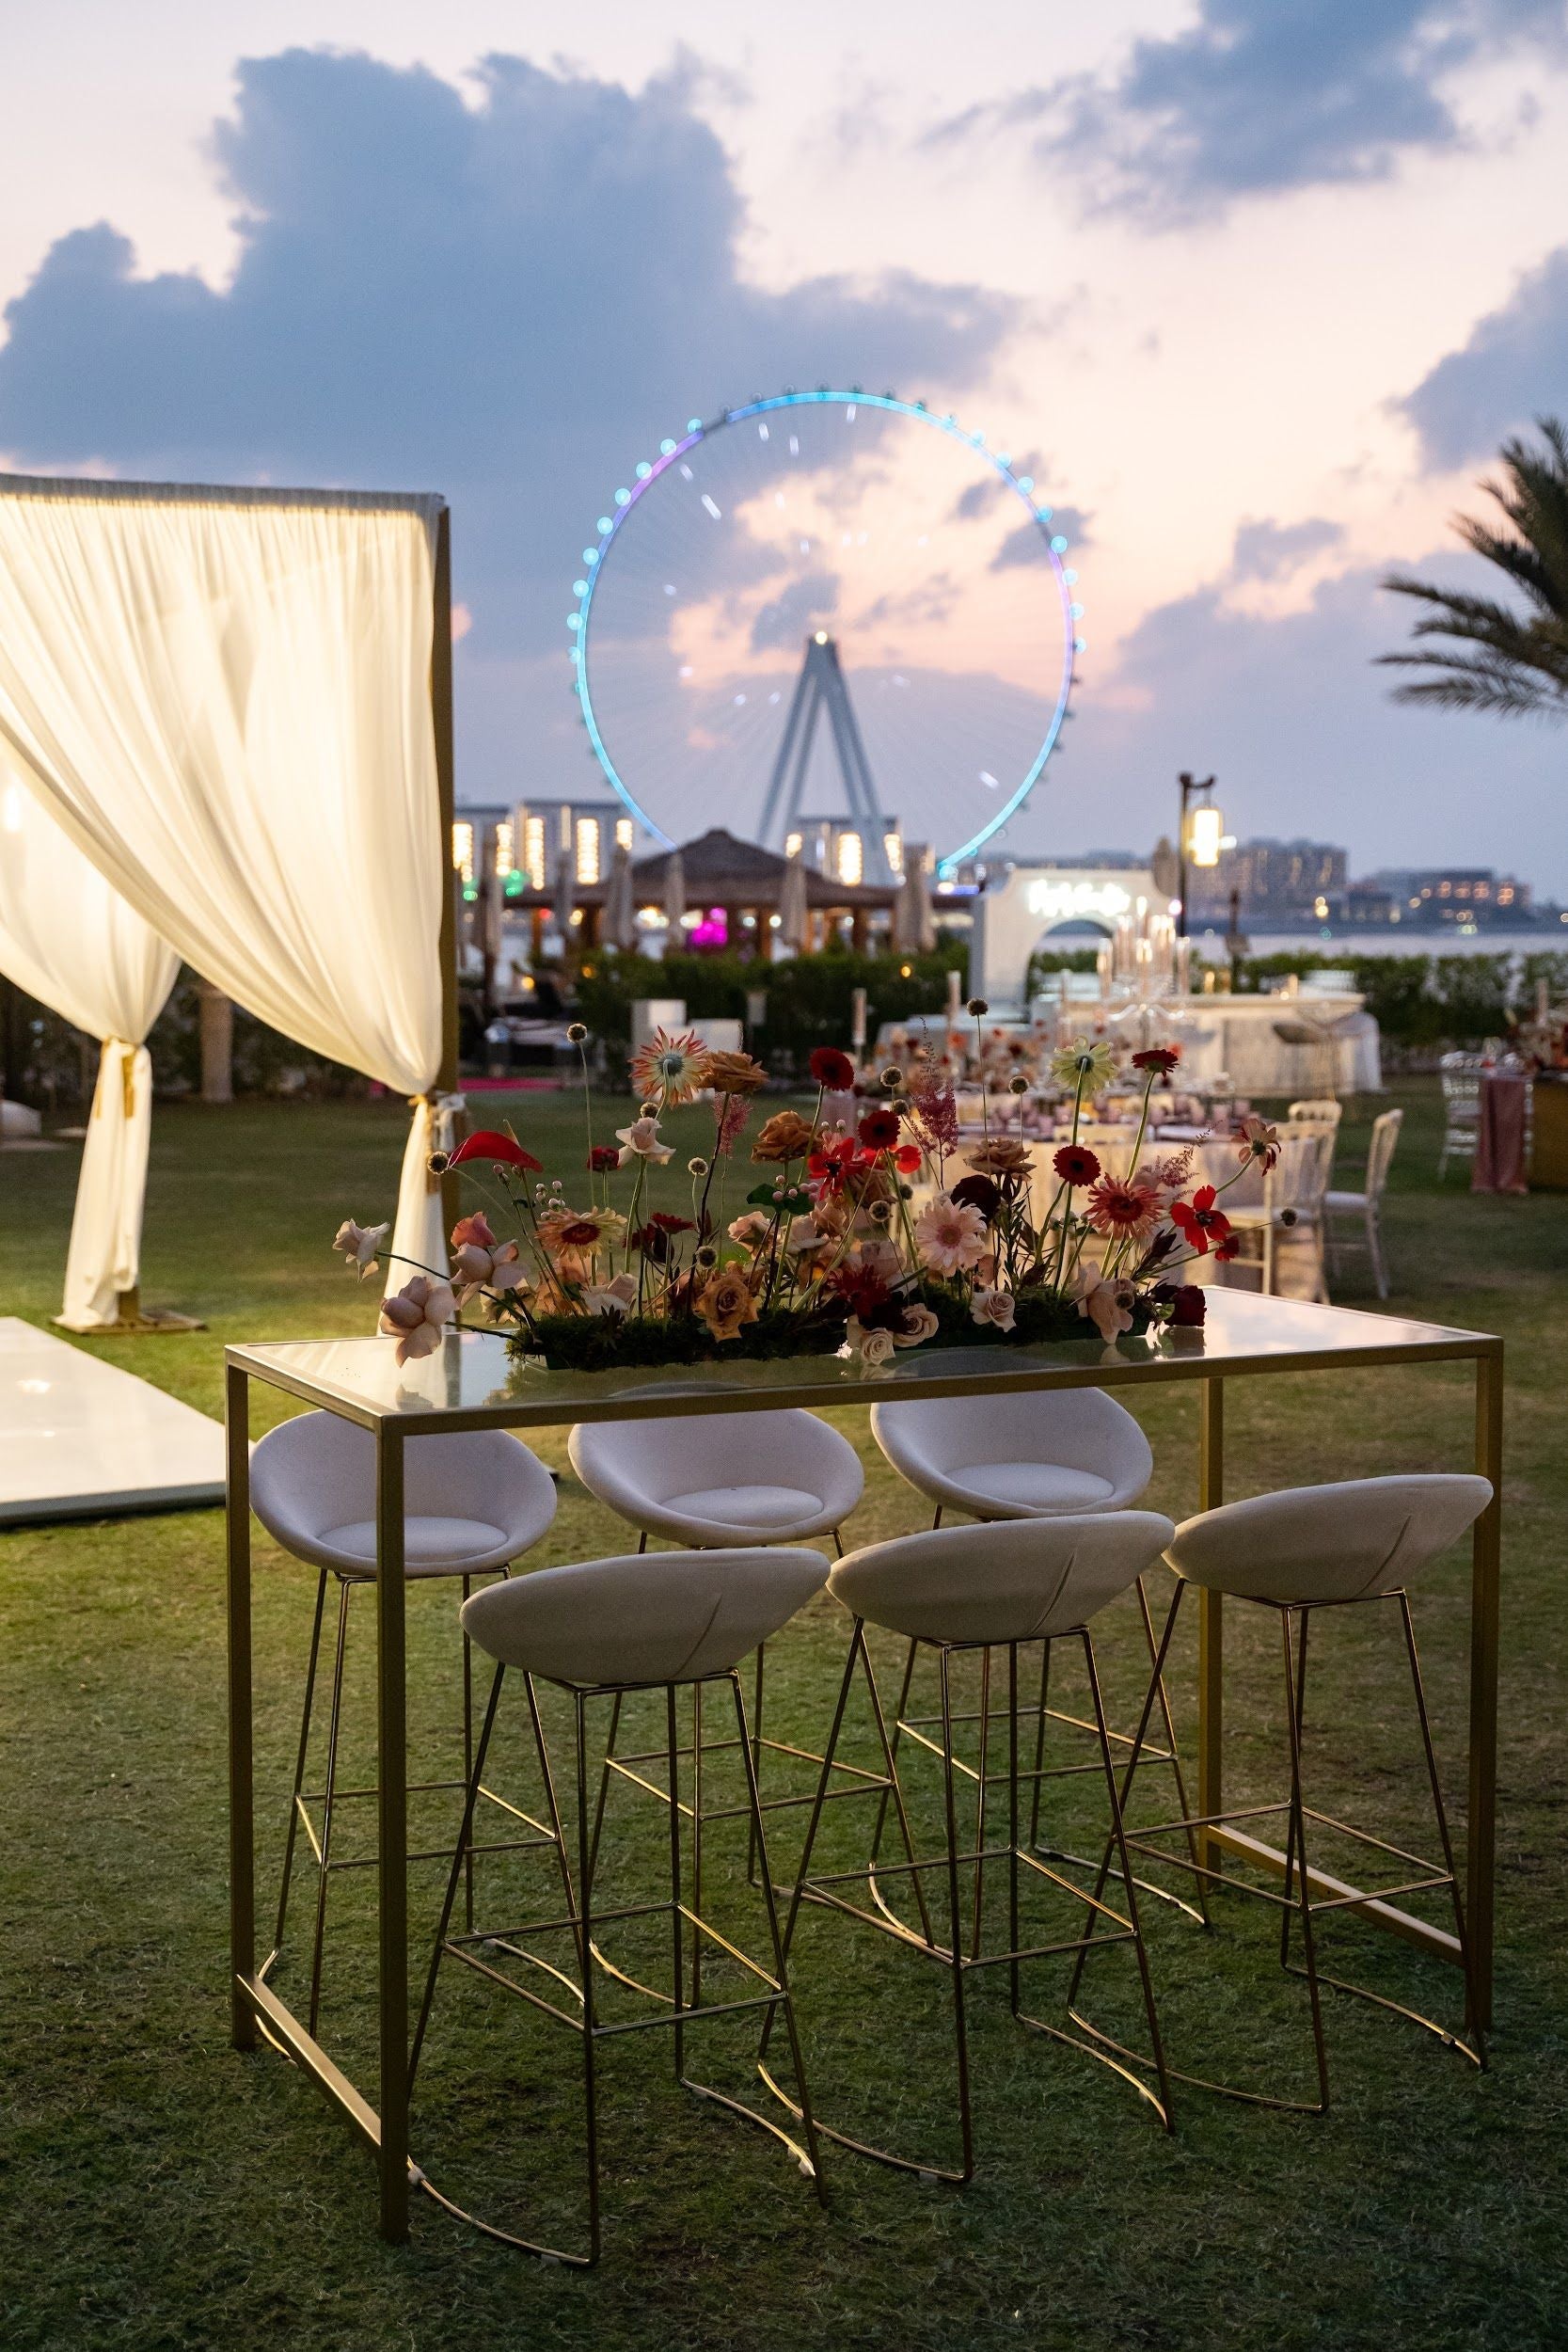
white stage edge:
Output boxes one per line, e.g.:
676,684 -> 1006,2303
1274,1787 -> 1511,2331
0,1316 -> 226,1526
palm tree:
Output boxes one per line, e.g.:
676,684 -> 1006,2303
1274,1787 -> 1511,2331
1378,416 -> 1568,722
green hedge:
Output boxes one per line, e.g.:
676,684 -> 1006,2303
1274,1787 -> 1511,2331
575,944 -> 967,1071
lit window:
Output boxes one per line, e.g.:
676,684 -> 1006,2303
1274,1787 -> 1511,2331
784,831 -> 803,859
837,830 -> 863,886
884,833 -> 904,875
575,816 -> 601,885
494,819 -> 514,879
614,818 -> 634,850
451,820 -> 474,883
523,817 -> 546,891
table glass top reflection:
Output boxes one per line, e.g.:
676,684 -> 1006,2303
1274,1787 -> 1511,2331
227,1287 -> 1496,1430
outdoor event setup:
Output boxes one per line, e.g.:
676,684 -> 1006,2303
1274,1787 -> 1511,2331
216,1023 -> 1501,2256
0,430 -> 1511,2282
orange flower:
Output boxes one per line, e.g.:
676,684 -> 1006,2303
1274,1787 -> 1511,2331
695,1264 -> 760,1342
752,1108 -> 818,1163
702,1048 -> 768,1095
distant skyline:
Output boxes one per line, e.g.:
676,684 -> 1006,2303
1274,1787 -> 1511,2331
2,5 -> 1566,880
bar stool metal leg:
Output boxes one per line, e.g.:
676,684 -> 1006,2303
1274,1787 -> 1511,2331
412,1661 -> 825,2262
267,1565 -> 329,1973
308,1575 -> 353,2037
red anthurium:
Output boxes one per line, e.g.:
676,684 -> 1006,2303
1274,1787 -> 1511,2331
1170,1185 -> 1231,1256
449,1129 -> 544,1173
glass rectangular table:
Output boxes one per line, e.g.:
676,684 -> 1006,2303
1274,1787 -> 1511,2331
225,1286 -> 1503,2242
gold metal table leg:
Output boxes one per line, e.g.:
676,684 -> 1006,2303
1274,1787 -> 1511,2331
375,1424 -> 410,2244
1196,1376 -> 1224,1876
227,1363 -> 256,2052
1467,1343 -> 1503,2032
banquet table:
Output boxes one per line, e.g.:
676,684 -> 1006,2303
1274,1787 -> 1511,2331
225,1290 -> 1503,2242
1472,1073 -> 1530,1196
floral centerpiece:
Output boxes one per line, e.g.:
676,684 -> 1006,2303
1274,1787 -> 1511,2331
336,1010 -> 1281,1373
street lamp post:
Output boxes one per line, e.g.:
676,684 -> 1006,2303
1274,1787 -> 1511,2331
1175,770 -> 1221,940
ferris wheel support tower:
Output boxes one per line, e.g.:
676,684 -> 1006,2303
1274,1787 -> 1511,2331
755,631 -> 893,882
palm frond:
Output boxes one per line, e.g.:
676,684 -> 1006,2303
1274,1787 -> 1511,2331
1379,417 -> 1568,727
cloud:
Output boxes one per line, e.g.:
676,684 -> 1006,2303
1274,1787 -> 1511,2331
991,506 -> 1091,568
749,567 -> 840,653
1400,243 -> 1568,468
1017,548 -> 1568,891
947,451 -> 1044,523
935,0 -> 1567,223
1229,516 -> 1344,579
0,46 -> 1017,807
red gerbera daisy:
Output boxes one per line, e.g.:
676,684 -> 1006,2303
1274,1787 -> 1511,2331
809,1046 -> 856,1090
857,1106 -> 901,1152
1132,1046 -> 1181,1075
1053,1142 -> 1101,1186
1169,1184 -> 1232,1257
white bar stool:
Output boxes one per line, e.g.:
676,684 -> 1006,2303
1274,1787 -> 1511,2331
410,1546 -> 831,2265
568,1408 -> 863,1858
870,1391 -> 1201,1908
1076,1473 -> 1492,2113
250,1410 -> 558,2031
765,1512 -> 1178,2184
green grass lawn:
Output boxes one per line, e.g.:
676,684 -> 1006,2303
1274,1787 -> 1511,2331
1,1083 -> 1565,2350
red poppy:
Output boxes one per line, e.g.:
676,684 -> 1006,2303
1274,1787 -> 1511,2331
809,1046 -> 856,1090
808,1136 -> 872,1195
450,1129 -> 543,1173
1170,1185 -> 1231,1256
857,1107 -> 901,1152
1132,1046 -> 1181,1075
1053,1142 -> 1101,1186
586,1144 -> 620,1172
1213,1232 -> 1240,1263
894,1144 -> 923,1176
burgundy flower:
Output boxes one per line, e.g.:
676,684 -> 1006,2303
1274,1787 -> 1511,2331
1053,1142 -> 1101,1186
586,1144 -> 621,1172
857,1106 -> 902,1152
810,1046 -> 856,1090
1213,1232 -> 1241,1263
1132,1046 -> 1181,1076
1153,1281 -> 1206,1327
949,1172 -> 1001,1220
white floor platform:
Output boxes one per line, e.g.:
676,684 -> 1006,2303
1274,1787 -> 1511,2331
0,1317 -> 226,1526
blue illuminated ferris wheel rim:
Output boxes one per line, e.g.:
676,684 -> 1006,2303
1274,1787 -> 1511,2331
569,389 -> 1084,877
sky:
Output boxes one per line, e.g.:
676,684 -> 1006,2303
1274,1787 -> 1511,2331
2,2 -> 1567,886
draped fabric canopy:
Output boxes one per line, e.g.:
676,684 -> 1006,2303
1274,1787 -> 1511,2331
0,477 -> 454,1293
0,754 -> 180,1327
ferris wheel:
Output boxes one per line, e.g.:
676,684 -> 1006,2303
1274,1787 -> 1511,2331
568,390 -> 1084,881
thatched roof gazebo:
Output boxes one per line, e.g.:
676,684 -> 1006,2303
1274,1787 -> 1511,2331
514,826 -> 901,956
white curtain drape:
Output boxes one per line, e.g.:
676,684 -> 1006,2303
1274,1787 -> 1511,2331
0,755 -> 180,1326
0,479 -> 451,1284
